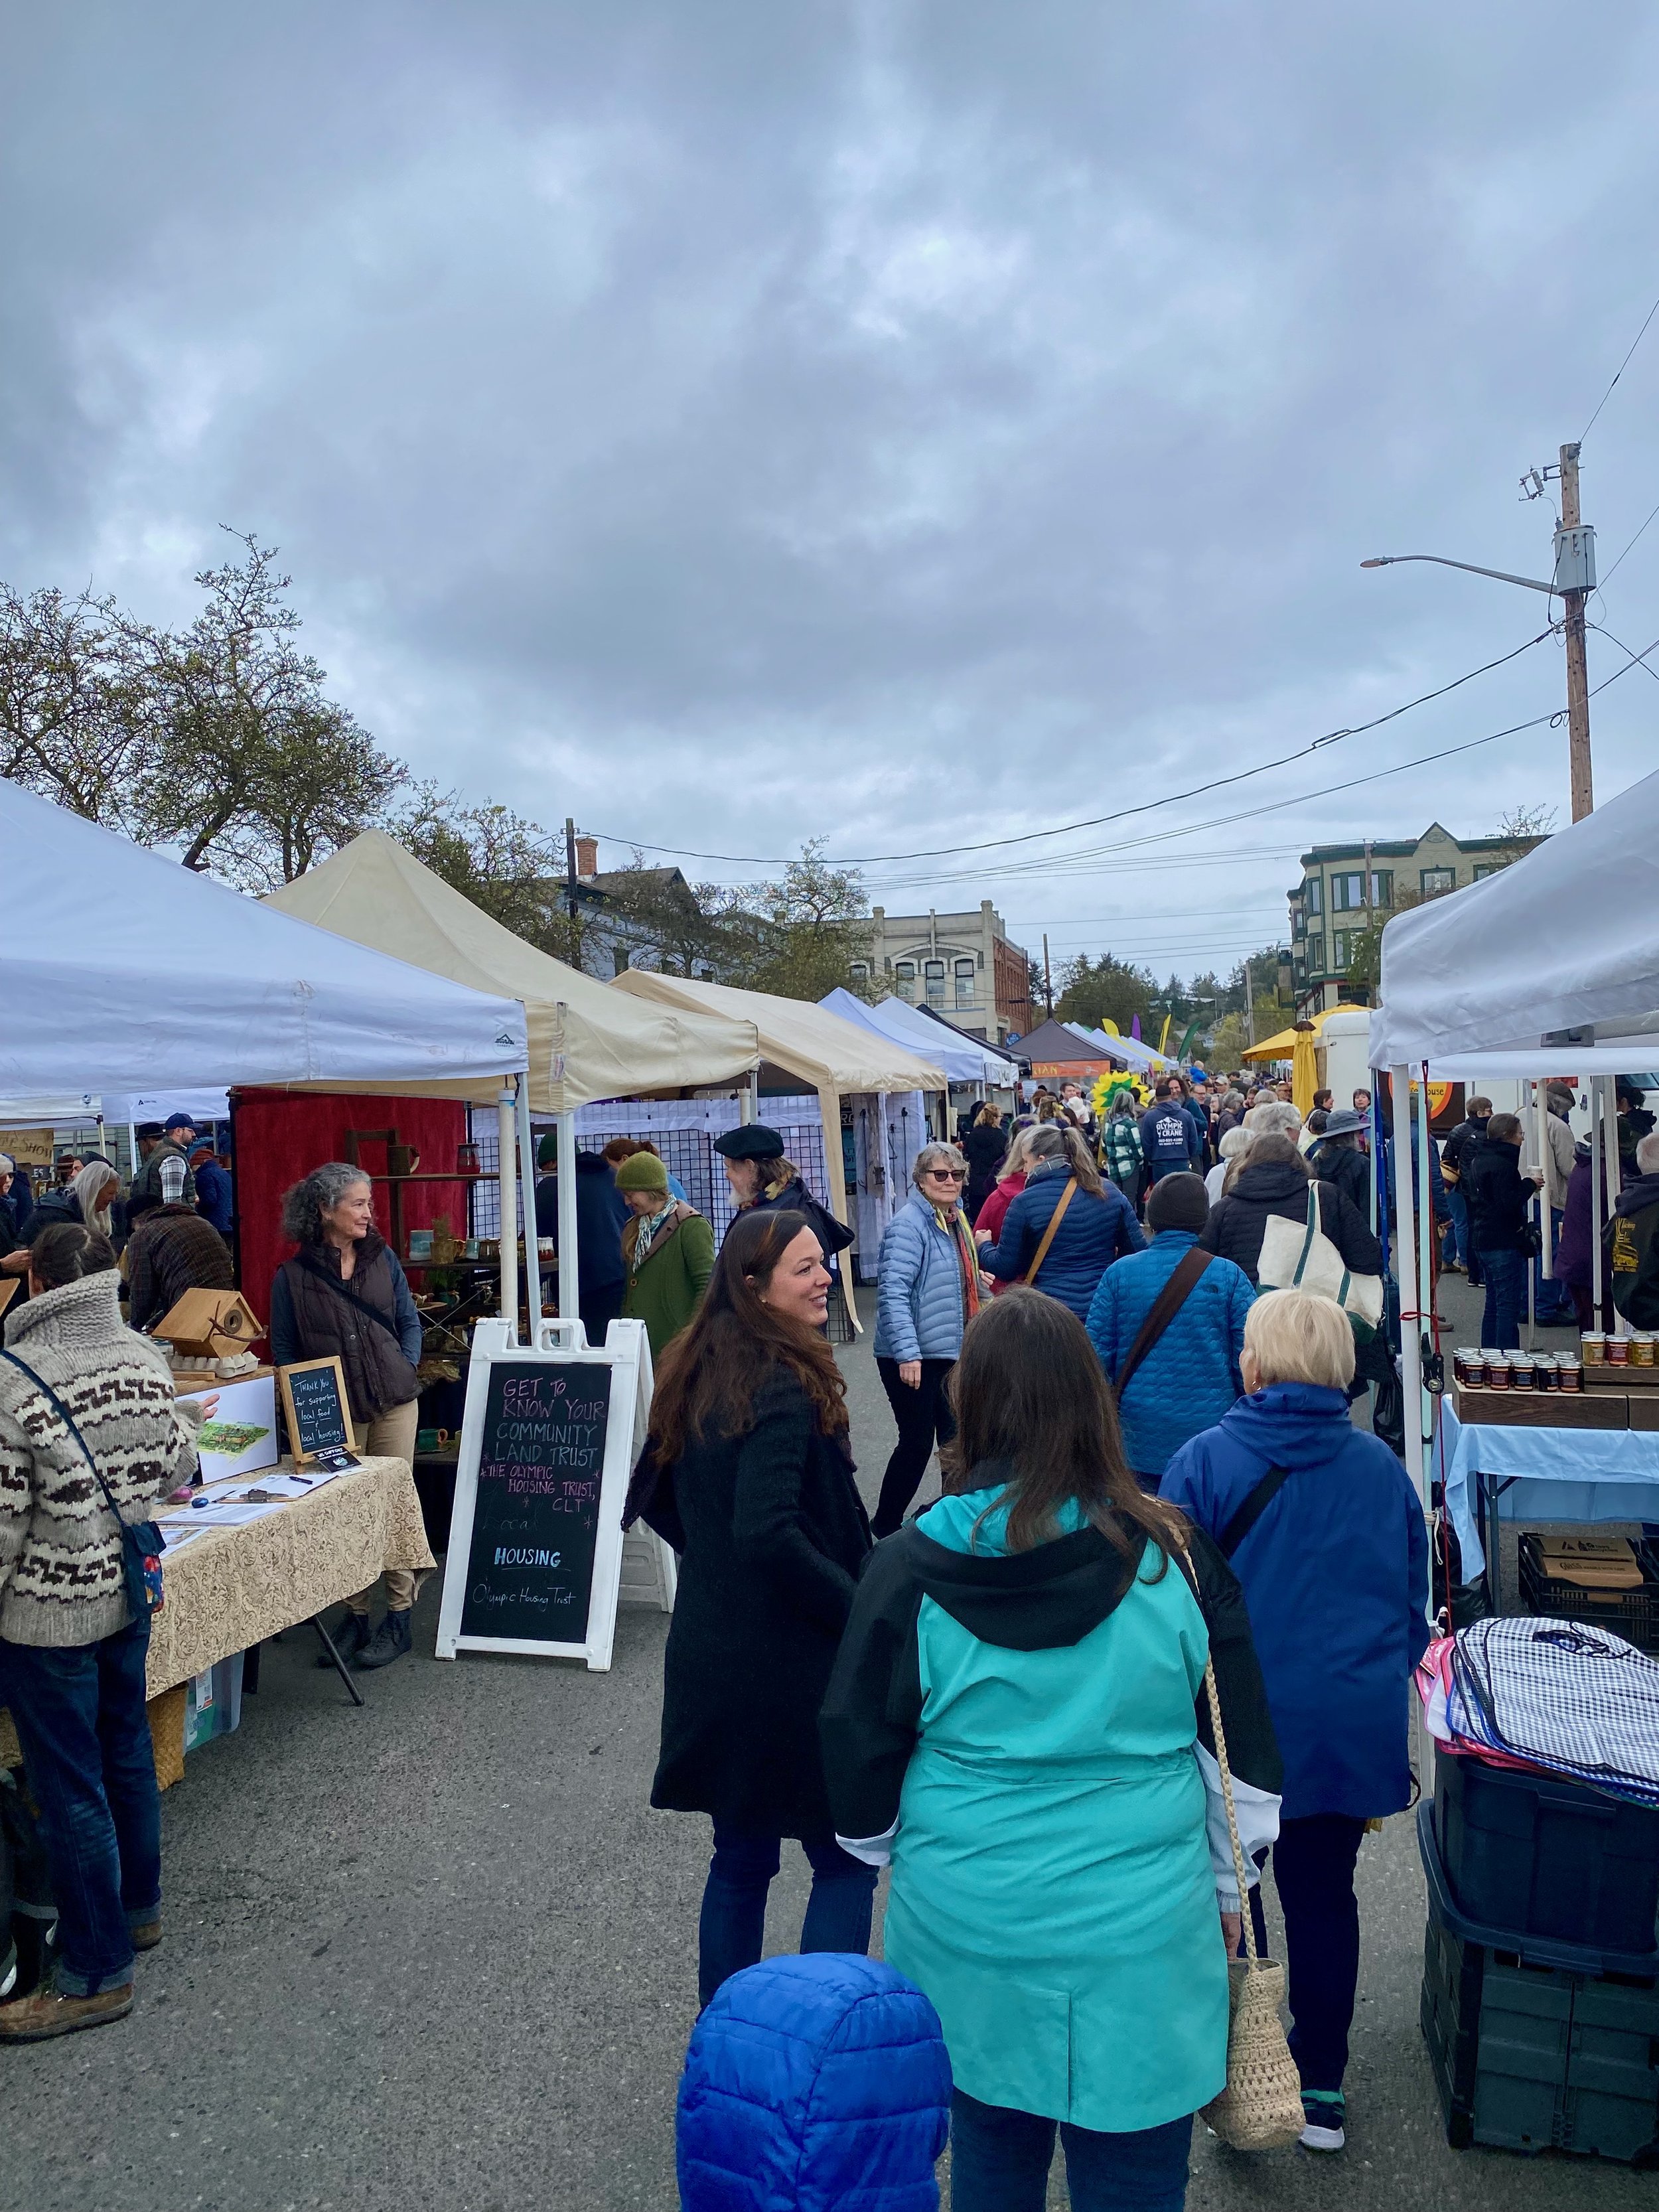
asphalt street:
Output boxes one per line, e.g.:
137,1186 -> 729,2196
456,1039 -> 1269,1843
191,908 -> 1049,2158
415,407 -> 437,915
3,1299 -> 1654,2211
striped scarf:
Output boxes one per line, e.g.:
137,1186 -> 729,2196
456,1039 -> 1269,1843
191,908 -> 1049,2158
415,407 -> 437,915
934,1202 -> 985,1327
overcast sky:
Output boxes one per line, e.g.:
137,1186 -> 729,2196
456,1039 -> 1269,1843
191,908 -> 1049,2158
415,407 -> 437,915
5,3 -> 1658,983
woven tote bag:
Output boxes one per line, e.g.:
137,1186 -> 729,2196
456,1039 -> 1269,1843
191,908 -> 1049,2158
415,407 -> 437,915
1194,1643 -> 1304,2150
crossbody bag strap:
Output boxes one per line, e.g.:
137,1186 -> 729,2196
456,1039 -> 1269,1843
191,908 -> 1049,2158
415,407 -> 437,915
1169,1536 -> 1259,1960
1291,1183 -> 1322,1286
0,1347 -> 125,1526
1023,1177 -> 1078,1285
297,1252 -> 407,1347
1114,1247 -> 1212,1397
1216,1463 -> 1293,1559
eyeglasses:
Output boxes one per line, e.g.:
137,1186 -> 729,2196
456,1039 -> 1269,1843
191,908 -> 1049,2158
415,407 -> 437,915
924,1167 -> 967,1181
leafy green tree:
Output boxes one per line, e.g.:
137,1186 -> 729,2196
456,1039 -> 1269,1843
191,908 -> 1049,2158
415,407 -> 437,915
1055,952 -> 1155,1035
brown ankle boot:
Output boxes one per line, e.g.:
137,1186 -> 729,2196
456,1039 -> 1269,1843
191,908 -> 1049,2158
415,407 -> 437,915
131,1917 -> 162,1952
0,1980 -> 134,2041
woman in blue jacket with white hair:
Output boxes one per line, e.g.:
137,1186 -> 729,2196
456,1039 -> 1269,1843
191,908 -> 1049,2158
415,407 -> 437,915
1160,1288 -> 1429,2158
872,1142 -> 985,1538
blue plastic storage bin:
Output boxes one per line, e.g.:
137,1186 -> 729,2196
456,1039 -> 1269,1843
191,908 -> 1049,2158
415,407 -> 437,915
183,1652 -> 244,1755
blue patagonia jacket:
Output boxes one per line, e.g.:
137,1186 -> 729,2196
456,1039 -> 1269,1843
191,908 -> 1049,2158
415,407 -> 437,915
1139,1102 -> 1202,1175
1085,1232 -> 1254,1483
874,1191 -> 974,1363
1160,1383 -> 1429,1821
980,1159 -> 1145,1322
678,1953 -> 952,2212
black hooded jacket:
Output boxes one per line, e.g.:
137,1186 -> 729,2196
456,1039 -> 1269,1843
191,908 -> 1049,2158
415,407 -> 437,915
820,1496 -> 1281,1846
1198,1156 -> 1382,1287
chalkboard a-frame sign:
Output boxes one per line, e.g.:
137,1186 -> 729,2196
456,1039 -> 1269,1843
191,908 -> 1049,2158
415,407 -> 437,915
434,1316 -> 649,1671
277,1357 -> 357,1465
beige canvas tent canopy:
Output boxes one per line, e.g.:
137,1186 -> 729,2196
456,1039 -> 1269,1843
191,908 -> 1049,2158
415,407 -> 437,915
611,968 -> 946,1228
267,832 -> 762,1323
265,832 -> 761,1111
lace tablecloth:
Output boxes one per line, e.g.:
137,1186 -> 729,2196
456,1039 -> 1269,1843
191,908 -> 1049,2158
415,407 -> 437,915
0,1455 -> 434,1767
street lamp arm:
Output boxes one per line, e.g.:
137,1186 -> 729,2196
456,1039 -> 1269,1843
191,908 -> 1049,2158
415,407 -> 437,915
1360,553 -> 1558,597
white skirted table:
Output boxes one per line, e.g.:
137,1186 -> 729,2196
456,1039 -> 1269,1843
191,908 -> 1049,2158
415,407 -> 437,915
0,1455 -> 434,1782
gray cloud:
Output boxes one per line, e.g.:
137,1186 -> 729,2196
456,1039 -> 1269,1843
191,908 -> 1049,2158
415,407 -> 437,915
5,1 -> 1658,972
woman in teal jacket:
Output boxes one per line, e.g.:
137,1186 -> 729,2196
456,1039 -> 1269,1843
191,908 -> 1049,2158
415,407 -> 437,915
822,1289 -> 1281,2212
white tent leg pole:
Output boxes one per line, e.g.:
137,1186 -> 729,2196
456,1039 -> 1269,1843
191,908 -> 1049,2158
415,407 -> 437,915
1530,1074 -> 1548,1336
1591,1080 -> 1605,1323
516,1080 -> 541,1327
557,1110 -> 580,1325
1606,1076 -> 1627,1336
1416,1069 -> 1434,1367
1538,1080 -> 1554,1306
1392,1067 -> 1425,1505
497,1085 -> 519,1346
741,1072 -> 757,1126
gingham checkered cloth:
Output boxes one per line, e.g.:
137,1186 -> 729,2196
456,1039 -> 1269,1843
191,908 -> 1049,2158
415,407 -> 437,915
1449,1617 -> 1659,1808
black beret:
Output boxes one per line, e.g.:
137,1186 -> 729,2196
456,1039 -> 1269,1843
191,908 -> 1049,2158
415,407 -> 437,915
713,1123 -> 786,1161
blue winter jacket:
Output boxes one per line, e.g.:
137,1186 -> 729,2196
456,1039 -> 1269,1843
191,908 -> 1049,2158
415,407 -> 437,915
1160,1383 -> 1430,1820
873,1192 -> 972,1363
1139,1102 -> 1202,1175
979,1159 -> 1145,1321
1084,1232 -> 1254,1483
678,1953 -> 952,2212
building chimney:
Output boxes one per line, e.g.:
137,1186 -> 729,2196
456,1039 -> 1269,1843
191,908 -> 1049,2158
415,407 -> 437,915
575,834 -> 599,879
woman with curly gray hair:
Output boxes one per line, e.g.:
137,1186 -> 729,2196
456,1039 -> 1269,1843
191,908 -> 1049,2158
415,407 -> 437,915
269,1163 -> 425,1669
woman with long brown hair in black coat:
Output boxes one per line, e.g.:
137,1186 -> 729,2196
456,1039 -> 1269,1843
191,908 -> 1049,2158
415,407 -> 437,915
626,1207 -> 877,2006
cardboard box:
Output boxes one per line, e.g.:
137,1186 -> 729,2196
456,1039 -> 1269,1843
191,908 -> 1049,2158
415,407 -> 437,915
153,1289 -> 263,1359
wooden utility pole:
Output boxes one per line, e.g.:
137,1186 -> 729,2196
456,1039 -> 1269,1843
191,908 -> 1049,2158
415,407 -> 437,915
1242,956 -> 1256,1047
564,816 -> 580,922
1042,933 -> 1054,1018
1559,441 -> 1595,821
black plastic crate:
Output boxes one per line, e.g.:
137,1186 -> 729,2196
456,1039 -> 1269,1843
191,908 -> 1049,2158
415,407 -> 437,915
1421,1820 -> 1659,2161
1518,1533 -> 1659,1655
1433,1747 -> 1659,1962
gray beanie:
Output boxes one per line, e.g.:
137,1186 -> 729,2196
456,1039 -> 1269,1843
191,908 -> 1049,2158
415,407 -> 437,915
1147,1171 -> 1210,1235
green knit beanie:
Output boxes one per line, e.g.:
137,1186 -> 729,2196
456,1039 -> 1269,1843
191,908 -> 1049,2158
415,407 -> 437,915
614,1150 -> 670,1193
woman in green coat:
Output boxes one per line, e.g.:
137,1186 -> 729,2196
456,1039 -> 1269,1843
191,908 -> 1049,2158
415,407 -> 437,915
616,1149 -> 715,1361
822,1288 -> 1281,2211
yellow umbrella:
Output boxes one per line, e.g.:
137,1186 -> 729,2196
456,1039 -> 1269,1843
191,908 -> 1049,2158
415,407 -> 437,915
1291,1021 -> 1318,1118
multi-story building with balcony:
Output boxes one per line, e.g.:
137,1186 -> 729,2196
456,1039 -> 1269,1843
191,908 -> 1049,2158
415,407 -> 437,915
859,903 -> 1033,1044
1287,822 -> 1541,1013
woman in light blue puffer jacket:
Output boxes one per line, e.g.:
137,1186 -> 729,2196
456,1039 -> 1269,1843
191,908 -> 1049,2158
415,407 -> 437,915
871,1143 -> 986,1539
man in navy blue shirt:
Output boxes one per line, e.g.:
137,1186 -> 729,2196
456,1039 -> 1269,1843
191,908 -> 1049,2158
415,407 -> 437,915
1139,1076 -> 1204,1184
188,1141 -> 235,1239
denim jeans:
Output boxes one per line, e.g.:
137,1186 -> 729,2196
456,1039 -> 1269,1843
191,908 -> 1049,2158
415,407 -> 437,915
1443,1187 -> 1469,1267
697,1822 -> 879,2007
0,1611 -> 159,1996
948,2091 -> 1192,2212
1535,1207 -> 1572,1320
1477,1246 -> 1527,1351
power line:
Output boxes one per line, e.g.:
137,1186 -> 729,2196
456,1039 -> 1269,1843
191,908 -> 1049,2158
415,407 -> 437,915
585,629 -> 1554,870
1599,496 -> 1659,589
872,625 -> 1659,896
1585,623 -> 1659,684
1582,287 -> 1659,442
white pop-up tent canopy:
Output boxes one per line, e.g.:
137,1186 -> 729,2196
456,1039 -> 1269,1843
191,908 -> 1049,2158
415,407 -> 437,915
1370,768 -> 1659,1501
0,787 -> 530,1101
818,988 -> 1018,1087
0,786 -> 545,1335
1370,767 -> 1659,1078
613,969 -> 946,1234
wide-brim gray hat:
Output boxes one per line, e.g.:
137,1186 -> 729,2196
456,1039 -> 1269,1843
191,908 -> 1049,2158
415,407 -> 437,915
1321,1106 -> 1368,1137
